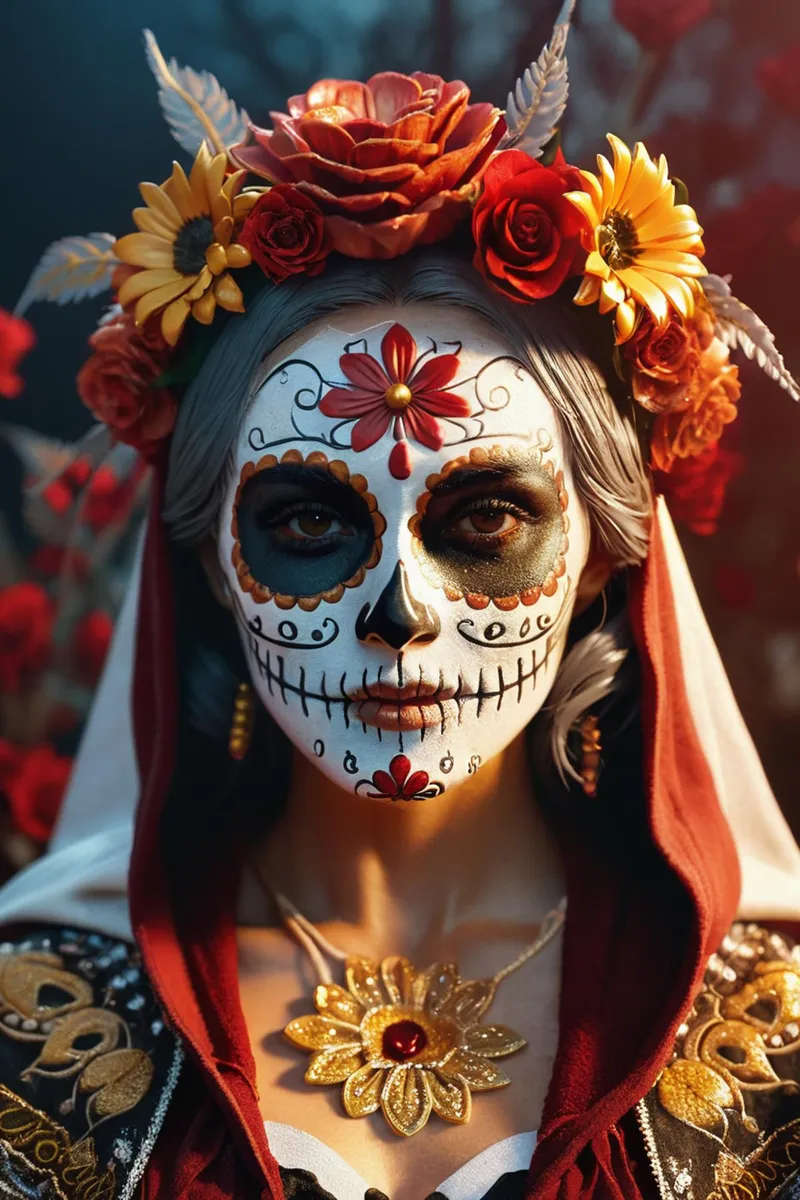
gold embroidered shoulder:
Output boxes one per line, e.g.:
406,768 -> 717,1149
637,922 -> 800,1200
0,926 -> 182,1199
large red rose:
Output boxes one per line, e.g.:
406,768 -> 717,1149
240,186 -> 331,282
233,73 -> 504,259
0,582 -> 53,693
613,0 -> 712,50
472,149 -> 588,304
3,743 -> 72,843
77,310 -> 177,457
0,309 -> 35,398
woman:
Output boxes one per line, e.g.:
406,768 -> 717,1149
2,15 -> 800,1200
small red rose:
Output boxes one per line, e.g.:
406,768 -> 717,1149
0,309 -> 35,399
472,149 -> 588,304
77,310 -> 177,458
3,743 -> 72,843
624,313 -> 705,413
0,581 -> 53,694
240,186 -> 332,283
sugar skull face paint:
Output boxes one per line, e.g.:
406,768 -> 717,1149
217,304 -> 593,798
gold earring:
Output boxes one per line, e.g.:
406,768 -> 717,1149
579,713 -> 601,798
229,682 -> 254,760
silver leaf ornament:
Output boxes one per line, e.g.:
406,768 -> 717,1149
501,0 -> 577,158
702,274 -> 800,403
15,234 -> 117,316
143,29 -> 250,159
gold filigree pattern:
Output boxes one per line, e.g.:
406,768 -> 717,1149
637,923 -> 800,1200
0,949 -> 154,1130
0,1084 -> 116,1200
231,449 -> 386,609
656,927 -> 800,1139
284,954 -> 525,1137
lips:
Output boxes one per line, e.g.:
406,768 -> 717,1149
346,681 -> 457,731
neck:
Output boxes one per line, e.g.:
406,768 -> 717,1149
248,734 -> 564,956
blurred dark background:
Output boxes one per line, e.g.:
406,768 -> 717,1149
1,0 -> 799,852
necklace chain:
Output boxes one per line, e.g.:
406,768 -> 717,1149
253,863 -> 566,989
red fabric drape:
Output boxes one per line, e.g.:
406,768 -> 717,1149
129,471 -> 740,1199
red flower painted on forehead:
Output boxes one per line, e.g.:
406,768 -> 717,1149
319,323 -> 471,479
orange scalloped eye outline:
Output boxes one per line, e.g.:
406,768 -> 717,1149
407,444 -> 569,612
231,449 -> 386,610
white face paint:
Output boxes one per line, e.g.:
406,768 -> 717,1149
218,305 -> 591,800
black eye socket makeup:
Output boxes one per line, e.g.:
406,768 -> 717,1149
410,447 -> 569,605
234,460 -> 379,599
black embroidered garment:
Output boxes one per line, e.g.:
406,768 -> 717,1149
279,1166 -> 528,1200
0,927 -> 181,1199
3,923 -> 800,1198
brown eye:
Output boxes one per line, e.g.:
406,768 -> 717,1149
296,512 -> 333,537
460,511 -> 518,536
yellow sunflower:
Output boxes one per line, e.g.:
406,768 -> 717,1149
284,954 -> 525,1137
566,134 -> 707,342
113,142 -> 260,346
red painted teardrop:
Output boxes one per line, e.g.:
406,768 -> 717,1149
382,1019 -> 428,1062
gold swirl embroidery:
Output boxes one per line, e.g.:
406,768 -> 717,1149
708,1120 -> 800,1200
0,1084 -> 115,1200
0,949 -> 154,1131
657,925 -> 800,1142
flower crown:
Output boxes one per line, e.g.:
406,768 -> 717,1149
14,1 -> 799,534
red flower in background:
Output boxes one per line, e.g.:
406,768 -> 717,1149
613,0 -> 712,50
704,186 -> 800,353
0,309 -> 35,399
0,582 -> 53,694
28,545 -> 90,581
77,310 -> 177,457
472,149 -> 587,304
240,186 -> 331,282
653,443 -> 744,536
73,610 -> 114,685
320,323 -> 470,479
1,743 -> 72,843
234,72 -> 503,258
82,464 -> 140,531
758,44 -> 800,118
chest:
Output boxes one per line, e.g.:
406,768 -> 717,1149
236,928 -> 562,1200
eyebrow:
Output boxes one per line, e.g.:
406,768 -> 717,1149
432,461 -> 549,492
247,463 -> 346,488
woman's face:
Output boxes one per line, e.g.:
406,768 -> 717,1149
217,304 -> 592,800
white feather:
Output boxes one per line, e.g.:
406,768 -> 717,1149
702,274 -> 800,403
15,234 -> 116,316
501,0 -> 576,159
144,29 -> 250,158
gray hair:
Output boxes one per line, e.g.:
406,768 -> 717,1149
164,251 -> 652,787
